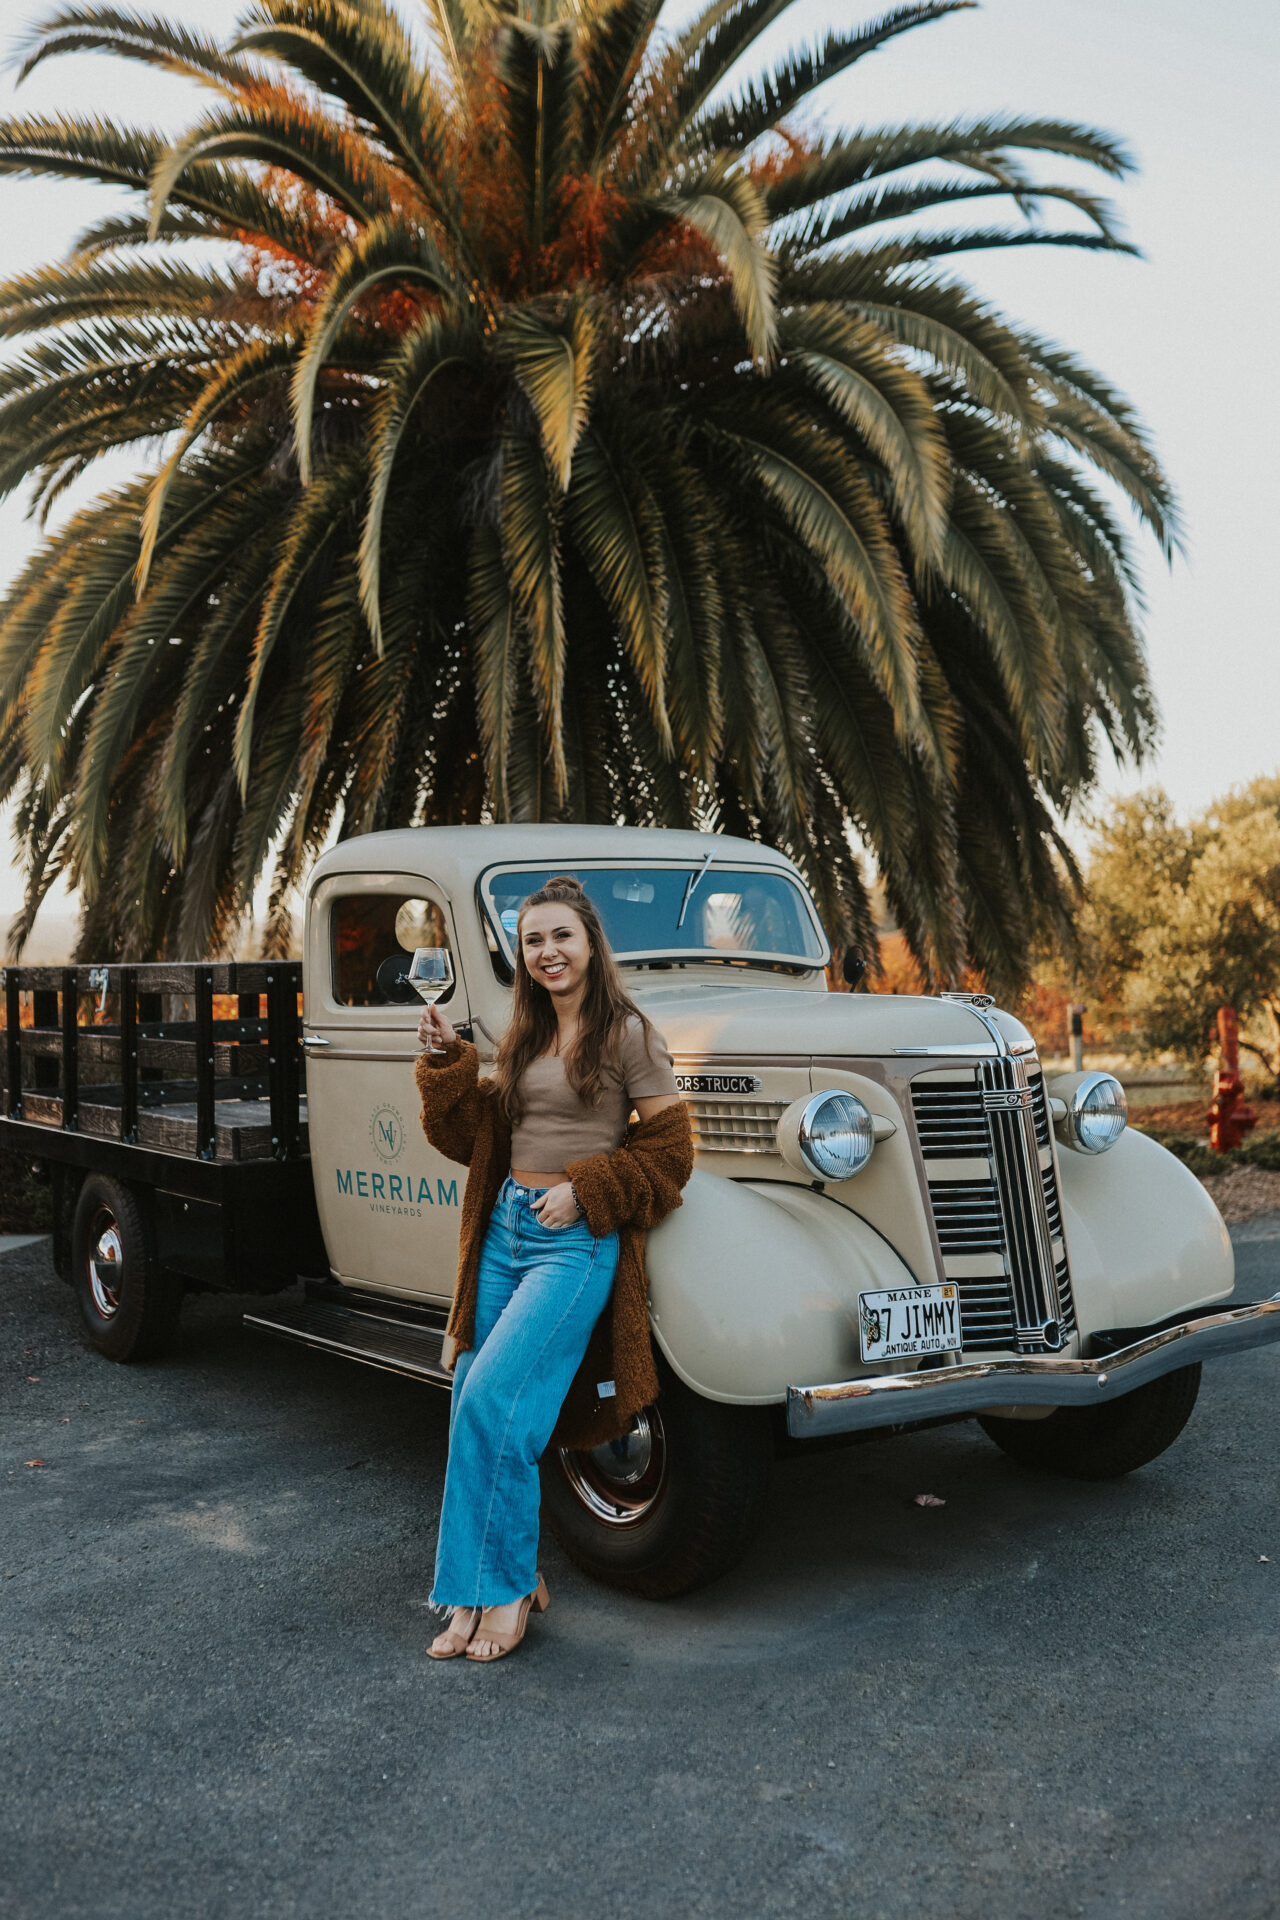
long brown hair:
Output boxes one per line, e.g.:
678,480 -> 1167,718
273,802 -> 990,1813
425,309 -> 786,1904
493,876 -> 655,1124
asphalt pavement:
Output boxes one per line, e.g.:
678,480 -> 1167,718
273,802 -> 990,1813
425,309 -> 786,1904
3,1224 -> 1278,1920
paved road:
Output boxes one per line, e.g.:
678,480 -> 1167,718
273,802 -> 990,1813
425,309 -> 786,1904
3,1227 -> 1278,1920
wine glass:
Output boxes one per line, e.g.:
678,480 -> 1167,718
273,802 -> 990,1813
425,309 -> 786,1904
408,947 -> 455,1052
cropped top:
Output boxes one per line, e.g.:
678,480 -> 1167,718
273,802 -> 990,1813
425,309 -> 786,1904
509,1015 -> 679,1171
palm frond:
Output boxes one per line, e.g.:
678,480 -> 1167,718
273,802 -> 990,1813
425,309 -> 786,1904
497,300 -> 598,489
686,3 -> 974,154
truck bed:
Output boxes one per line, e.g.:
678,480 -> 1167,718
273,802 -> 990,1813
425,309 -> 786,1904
2,960 -> 322,1291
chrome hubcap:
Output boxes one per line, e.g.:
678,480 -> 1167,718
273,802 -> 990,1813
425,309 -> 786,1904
557,1409 -> 667,1528
87,1214 -> 124,1318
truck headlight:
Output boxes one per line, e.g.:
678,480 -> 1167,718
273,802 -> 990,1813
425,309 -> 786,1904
778,1090 -> 875,1182
1056,1071 -> 1128,1155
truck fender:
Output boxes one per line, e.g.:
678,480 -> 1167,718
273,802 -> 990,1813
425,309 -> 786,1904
1057,1128 -> 1234,1332
644,1169 -> 919,1404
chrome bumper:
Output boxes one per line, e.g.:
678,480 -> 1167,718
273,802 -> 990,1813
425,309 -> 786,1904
786,1293 -> 1280,1439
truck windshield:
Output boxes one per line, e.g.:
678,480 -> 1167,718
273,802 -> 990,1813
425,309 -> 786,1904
480,865 -> 827,968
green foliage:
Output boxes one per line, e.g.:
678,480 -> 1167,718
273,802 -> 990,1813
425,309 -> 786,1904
1082,780 -> 1280,1073
0,0 -> 1176,984
1136,1125 -> 1280,1179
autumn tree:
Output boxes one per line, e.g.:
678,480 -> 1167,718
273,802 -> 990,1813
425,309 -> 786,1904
1082,781 -> 1280,1079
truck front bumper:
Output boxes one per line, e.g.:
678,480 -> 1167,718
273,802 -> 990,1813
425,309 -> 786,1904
786,1293 -> 1280,1439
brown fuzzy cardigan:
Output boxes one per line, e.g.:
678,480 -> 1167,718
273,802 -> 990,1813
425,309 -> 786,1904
414,1039 -> 693,1450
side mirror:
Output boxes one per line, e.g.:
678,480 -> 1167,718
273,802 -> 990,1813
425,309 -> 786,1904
842,945 -> 868,990
375,954 -> 418,1005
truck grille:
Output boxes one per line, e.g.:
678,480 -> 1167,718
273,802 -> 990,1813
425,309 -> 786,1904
685,1095 -> 788,1154
911,1061 -> 1075,1355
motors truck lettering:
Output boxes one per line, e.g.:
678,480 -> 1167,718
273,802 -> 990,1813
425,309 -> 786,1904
676,1073 -> 763,1095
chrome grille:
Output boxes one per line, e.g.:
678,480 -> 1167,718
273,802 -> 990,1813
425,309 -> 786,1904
1031,1076 -> 1052,1151
911,1064 -> 1076,1354
685,1096 -> 787,1154
929,1183 -> 1004,1254
912,1086 -> 991,1159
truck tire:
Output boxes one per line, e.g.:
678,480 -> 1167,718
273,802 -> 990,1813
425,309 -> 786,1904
540,1357 -> 773,1599
978,1364 -> 1202,1481
72,1175 -> 182,1362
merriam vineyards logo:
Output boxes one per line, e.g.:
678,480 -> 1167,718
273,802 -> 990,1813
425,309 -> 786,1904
370,1104 -> 406,1161
332,1104 -> 459,1217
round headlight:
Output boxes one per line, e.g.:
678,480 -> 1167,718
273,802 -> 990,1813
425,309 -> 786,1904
1064,1072 -> 1127,1155
791,1090 -> 875,1182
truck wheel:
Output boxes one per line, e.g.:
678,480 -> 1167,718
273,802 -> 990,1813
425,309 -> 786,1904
978,1364 -> 1202,1481
72,1175 -> 182,1362
540,1358 -> 773,1599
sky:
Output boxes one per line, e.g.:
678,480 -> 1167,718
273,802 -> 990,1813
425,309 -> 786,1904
1,0 -> 1278,952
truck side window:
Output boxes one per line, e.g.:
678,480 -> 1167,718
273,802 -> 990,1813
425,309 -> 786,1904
331,894 -> 453,1007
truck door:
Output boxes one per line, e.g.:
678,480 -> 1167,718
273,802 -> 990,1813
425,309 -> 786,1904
304,872 -> 471,1303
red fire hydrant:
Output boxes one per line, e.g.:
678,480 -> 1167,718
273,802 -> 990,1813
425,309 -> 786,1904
1206,1007 -> 1258,1152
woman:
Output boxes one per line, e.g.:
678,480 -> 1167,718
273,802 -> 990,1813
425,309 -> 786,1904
414,876 -> 692,1662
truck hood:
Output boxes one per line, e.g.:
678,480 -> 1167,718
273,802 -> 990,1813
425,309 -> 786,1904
629,982 -> 1033,1059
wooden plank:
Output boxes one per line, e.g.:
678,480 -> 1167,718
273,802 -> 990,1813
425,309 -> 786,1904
56,1075 -> 270,1110
134,1036 -> 268,1074
20,1091 -> 62,1127
78,1033 -> 120,1068
140,1019 -> 271,1040
80,1102 -> 123,1140
128,962 -> 238,993
135,1098 -> 310,1163
8,966 -> 65,990
19,1030 -> 64,1057
231,963 -> 278,993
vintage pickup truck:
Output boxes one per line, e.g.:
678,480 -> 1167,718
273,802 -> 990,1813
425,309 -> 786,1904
5,824 -> 1278,1596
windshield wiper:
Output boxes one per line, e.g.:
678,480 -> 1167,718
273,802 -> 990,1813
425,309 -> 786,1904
676,847 -> 717,929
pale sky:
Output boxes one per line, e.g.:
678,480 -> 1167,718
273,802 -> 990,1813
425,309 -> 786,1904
2,0 -> 1278,952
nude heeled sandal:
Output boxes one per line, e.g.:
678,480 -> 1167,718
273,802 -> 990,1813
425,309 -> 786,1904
465,1574 -> 550,1663
426,1607 -> 481,1660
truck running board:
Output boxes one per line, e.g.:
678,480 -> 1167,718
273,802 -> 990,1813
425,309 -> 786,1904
243,1289 -> 453,1390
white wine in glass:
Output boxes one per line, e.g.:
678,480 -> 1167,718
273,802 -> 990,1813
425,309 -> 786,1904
409,947 -> 455,1051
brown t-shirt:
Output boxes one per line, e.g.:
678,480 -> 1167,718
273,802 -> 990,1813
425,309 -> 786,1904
509,1015 -> 679,1171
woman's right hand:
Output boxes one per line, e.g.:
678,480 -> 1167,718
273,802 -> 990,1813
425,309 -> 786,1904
417,1005 -> 457,1052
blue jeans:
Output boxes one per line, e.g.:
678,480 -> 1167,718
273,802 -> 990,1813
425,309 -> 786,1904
430,1176 -> 620,1610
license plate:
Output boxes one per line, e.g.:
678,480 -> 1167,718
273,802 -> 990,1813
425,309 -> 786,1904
858,1285 -> 960,1361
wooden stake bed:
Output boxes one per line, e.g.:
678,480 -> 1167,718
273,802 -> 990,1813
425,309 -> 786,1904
0,959 -> 324,1293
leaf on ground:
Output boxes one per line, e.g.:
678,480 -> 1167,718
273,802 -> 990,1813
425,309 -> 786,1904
913,1492 -> 946,1507
23,1459 -> 45,1468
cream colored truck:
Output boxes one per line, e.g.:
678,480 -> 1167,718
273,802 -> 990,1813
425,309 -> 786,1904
7,824 -> 1279,1597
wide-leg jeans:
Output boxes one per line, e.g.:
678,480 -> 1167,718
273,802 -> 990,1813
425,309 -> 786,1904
430,1175 -> 620,1611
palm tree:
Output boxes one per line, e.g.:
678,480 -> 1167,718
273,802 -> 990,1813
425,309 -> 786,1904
0,0 -> 1175,990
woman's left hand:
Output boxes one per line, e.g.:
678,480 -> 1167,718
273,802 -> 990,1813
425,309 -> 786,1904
530,1182 -> 581,1230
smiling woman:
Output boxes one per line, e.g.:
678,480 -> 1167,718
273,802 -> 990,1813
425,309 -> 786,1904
414,871 -> 689,1662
